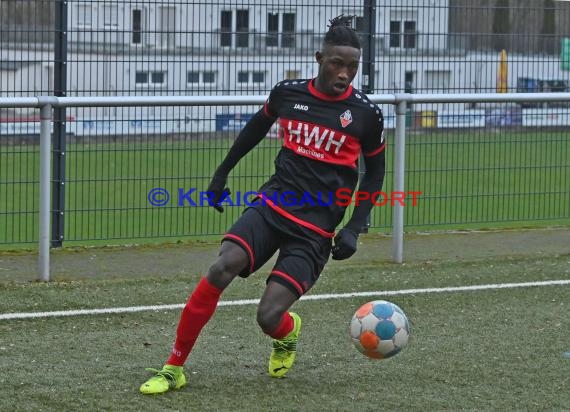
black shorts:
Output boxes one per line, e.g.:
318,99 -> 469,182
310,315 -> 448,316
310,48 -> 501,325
223,205 -> 333,298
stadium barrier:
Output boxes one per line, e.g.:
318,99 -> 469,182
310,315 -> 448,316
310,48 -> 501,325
3,107 -> 570,138
1,92 -> 570,281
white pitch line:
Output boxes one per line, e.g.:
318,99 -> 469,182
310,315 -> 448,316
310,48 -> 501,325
1,279 -> 569,321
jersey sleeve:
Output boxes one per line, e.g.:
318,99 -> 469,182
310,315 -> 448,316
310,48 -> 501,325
360,104 -> 386,157
263,82 -> 284,120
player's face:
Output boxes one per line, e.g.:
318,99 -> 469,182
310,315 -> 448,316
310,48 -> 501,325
315,44 -> 361,96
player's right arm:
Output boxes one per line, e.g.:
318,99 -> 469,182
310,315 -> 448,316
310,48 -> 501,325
207,89 -> 279,212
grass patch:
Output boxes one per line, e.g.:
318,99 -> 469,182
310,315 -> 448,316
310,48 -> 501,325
1,129 -> 569,247
0,253 -> 569,410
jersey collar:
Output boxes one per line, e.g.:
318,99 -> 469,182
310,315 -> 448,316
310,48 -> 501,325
308,78 -> 353,102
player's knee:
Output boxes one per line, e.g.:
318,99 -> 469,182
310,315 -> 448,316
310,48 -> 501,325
207,259 -> 226,278
206,243 -> 248,288
206,259 -> 235,288
256,306 -> 283,334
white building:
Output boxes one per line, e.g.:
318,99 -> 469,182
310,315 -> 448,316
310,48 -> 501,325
1,0 -> 569,133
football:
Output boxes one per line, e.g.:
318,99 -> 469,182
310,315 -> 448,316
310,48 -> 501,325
349,300 -> 410,359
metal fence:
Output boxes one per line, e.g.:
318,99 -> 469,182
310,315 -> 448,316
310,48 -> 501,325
1,0 -> 570,250
2,91 -> 570,280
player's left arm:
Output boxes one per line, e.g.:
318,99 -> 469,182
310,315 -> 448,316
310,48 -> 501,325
332,109 -> 386,260
206,86 -> 281,212
206,108 -> 276,212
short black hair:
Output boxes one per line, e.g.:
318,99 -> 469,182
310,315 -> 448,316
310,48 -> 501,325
324,14 -> 361,49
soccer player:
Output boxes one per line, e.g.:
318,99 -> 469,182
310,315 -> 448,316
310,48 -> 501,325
140,14 -> 386,394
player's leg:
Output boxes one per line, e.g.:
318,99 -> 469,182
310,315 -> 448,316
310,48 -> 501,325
261,232 -> 332,378
140,207 -> 279,394
166,240 -> 248,367
258,279 -> 302,378
140,241 -> 248,395
257,280 -> 300,336
169,207 -> 280,364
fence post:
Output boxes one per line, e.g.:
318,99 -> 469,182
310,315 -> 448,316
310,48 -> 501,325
361,0 -> 376,94
359,0 -> 377,233
52,0 -> 68,247
39,102 -> 54,282
392,98 -> 407,263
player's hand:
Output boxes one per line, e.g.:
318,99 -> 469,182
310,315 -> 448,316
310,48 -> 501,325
206,175 -> 231,213
331,228 -> 359,260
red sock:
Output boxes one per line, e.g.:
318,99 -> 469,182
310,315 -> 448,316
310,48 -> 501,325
268,312 -> 294,339
166,277 -> 223,366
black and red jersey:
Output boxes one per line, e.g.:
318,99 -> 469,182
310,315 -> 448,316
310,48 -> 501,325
256,78 -> 385,236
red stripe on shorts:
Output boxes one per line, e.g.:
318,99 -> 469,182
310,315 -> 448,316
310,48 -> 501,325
271,270 -> 305,296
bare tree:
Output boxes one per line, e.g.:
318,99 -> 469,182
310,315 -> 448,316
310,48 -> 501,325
540,0 -> 556,54
0,0 -> 54,42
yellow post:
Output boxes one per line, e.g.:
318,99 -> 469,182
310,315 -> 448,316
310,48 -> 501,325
497,49 -> 508,93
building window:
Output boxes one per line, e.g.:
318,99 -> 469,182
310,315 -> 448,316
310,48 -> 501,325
135,71 -> 167,87
405,71 -> 415,93
343,10 -> 365,44
236,10 -> 249,48
187,72 -> 200,84
389,21 -> 401,48
220,11 -> 232,47
132,8 -> 145,45
187,71 -> 217,86
354,15 -> 366,45
77,4 -> 92,28
135,72 -> 148,84
151,72 -> 165,84
389,12 -> 417,49
354,15 -> 365,32
237,71 -> 265,84
403,21 -> 417,49
203,71 -> 216,84
220,9 -> 250,48
252,71 -> 265,83
267,12 -> 296,48
237,71 -> 249,83
102,4 -> 118,28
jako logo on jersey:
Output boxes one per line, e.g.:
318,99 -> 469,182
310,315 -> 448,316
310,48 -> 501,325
340,110 -> 352,128
294,104 -> 309,111
286,120 -> 346,154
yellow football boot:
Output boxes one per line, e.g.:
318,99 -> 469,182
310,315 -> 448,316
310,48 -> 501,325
268,312 -> 302,378
140,365 -> 186,395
